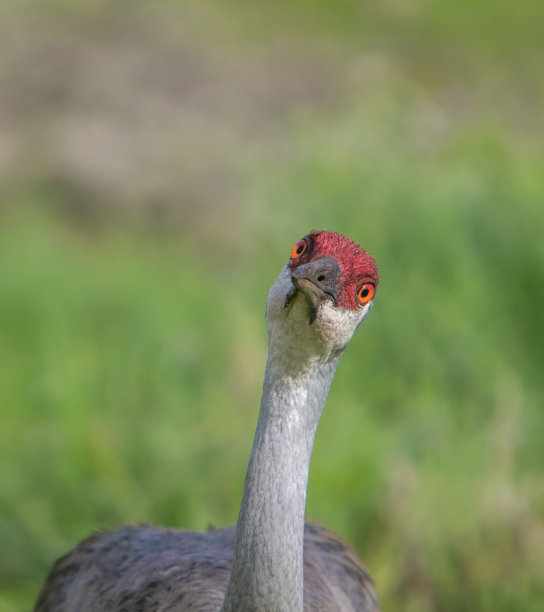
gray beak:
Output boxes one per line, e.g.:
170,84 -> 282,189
285,256 -> 340,323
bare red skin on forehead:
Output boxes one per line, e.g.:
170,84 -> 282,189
288,230 -> 379,310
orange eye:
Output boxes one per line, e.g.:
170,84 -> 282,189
290,239 -> 308,260
357,283 -> 375,305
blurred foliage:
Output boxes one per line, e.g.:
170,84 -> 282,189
1,0 -> 543,611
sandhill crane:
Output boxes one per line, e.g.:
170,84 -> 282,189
35,230 -> 380,611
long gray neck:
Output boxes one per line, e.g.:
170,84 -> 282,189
221,351 -> 341,612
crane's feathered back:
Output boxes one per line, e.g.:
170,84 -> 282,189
35,523 -> 378,610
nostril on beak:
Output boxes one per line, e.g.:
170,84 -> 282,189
291,257 -> 341,291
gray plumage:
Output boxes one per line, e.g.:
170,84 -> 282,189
35,523 -> 377,611
35,230 -> 380,611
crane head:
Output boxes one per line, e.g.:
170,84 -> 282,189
266,230 -> 378,362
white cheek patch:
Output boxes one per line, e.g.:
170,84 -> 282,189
266,266 -> 293,321
314,301 -> 371,352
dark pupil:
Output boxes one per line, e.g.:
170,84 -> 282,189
361,288 -> 369,297
297,244 -> 304,254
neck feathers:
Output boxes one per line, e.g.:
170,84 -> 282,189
221,355 -> 341,612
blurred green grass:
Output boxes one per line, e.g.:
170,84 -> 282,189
1,1 -> 544,611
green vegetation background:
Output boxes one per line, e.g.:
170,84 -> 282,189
1,1 -> 543,610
